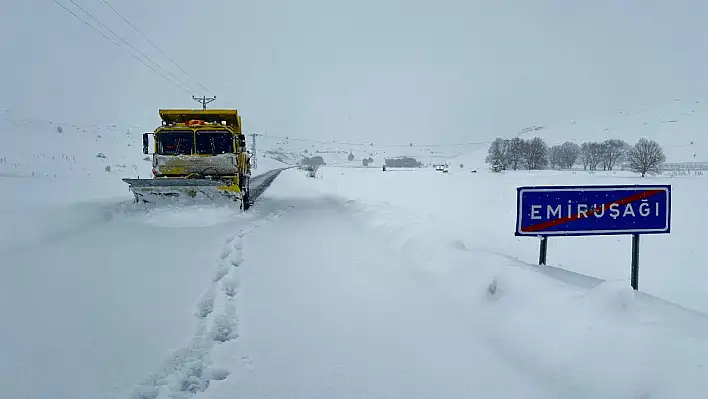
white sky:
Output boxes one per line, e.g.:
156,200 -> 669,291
2,0 -> 707,144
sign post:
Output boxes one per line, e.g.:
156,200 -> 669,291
539,236 -> 548,265
515,184 -> 671,290
631,234 -> 640,290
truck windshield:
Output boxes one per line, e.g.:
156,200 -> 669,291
196,131 -> 234,154
157,131 -> 194,155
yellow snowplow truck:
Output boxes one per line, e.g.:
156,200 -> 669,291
122,108 -> 252,209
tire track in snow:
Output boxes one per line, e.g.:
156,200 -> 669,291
130,206 -> 291,399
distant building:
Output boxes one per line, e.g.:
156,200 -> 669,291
385,156 -> 422,168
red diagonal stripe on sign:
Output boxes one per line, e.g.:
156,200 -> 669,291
521,189 -> 664,233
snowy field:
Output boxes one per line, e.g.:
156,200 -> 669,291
0,173 -> 282,399
0,112 -> 289,399
2,164 -> 707,398
1,110 -> 707,398
306,166 -> 708,313
197,167 -> 708,399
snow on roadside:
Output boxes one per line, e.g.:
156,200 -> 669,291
0,110 -> 295,399
194,169 -> 708,398
251,156 -> 290,175
196,193 -> 556,398
345,199 -> 708,397
358,194 -> 707,397
0,172 -> 278,399
304,166 -> 708,314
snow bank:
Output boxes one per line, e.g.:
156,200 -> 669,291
193,169 -> 708,398
251,155 -> 289,174
328,191 -> 708,398
307,166 -> 708,314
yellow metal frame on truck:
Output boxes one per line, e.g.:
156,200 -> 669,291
147,109 -> 247,160
158,109 -> 241,133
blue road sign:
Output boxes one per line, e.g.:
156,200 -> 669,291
515,184 -> 671,237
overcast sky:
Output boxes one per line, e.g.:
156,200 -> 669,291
2,0 -> 707,145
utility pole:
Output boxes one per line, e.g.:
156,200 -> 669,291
192,95 -> 216,110
250,132 -> 258,169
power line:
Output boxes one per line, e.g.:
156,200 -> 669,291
99,0 -> 213,96
51,0 -> 192,95
62,0 -> 200,94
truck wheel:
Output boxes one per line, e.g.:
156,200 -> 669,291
243,191 -> 251,211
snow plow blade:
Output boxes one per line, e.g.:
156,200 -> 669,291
122,178 -> 243,205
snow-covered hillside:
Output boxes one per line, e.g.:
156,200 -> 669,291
515,97 -> 708,162
255,134 -> 479,169
0,109 -> 292,181
0,109 -> 149,180
254,96 -> 708,175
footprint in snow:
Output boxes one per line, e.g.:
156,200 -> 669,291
212,266 -> 230,282
211,312 -> 237,342
222,275 -> 239,298
206,368 -> 230,381
229,250 -> 244,267
196,286 -> 216,318
242,355 -> 255,371
219,246 -> 234,260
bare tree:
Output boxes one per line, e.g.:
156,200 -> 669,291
559,142 -> 580,168
627,138 -> 666,177
600,139 -> 630,170
580,142 -> 603,170
506,137 -> 526,170
523,137 -> 549,170
580,143 -> 592,170
485,138 -> 509,170
549,145 -> 563,169
590,142 -> 604,170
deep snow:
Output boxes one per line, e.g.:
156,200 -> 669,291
2,110 -> 707,398
3,164 -> 707,398
306,166 -> 708,314
194,194 -> 554,399
194,168 -> 708,399
0,172 -> 289,399
0,111 -> 289,399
